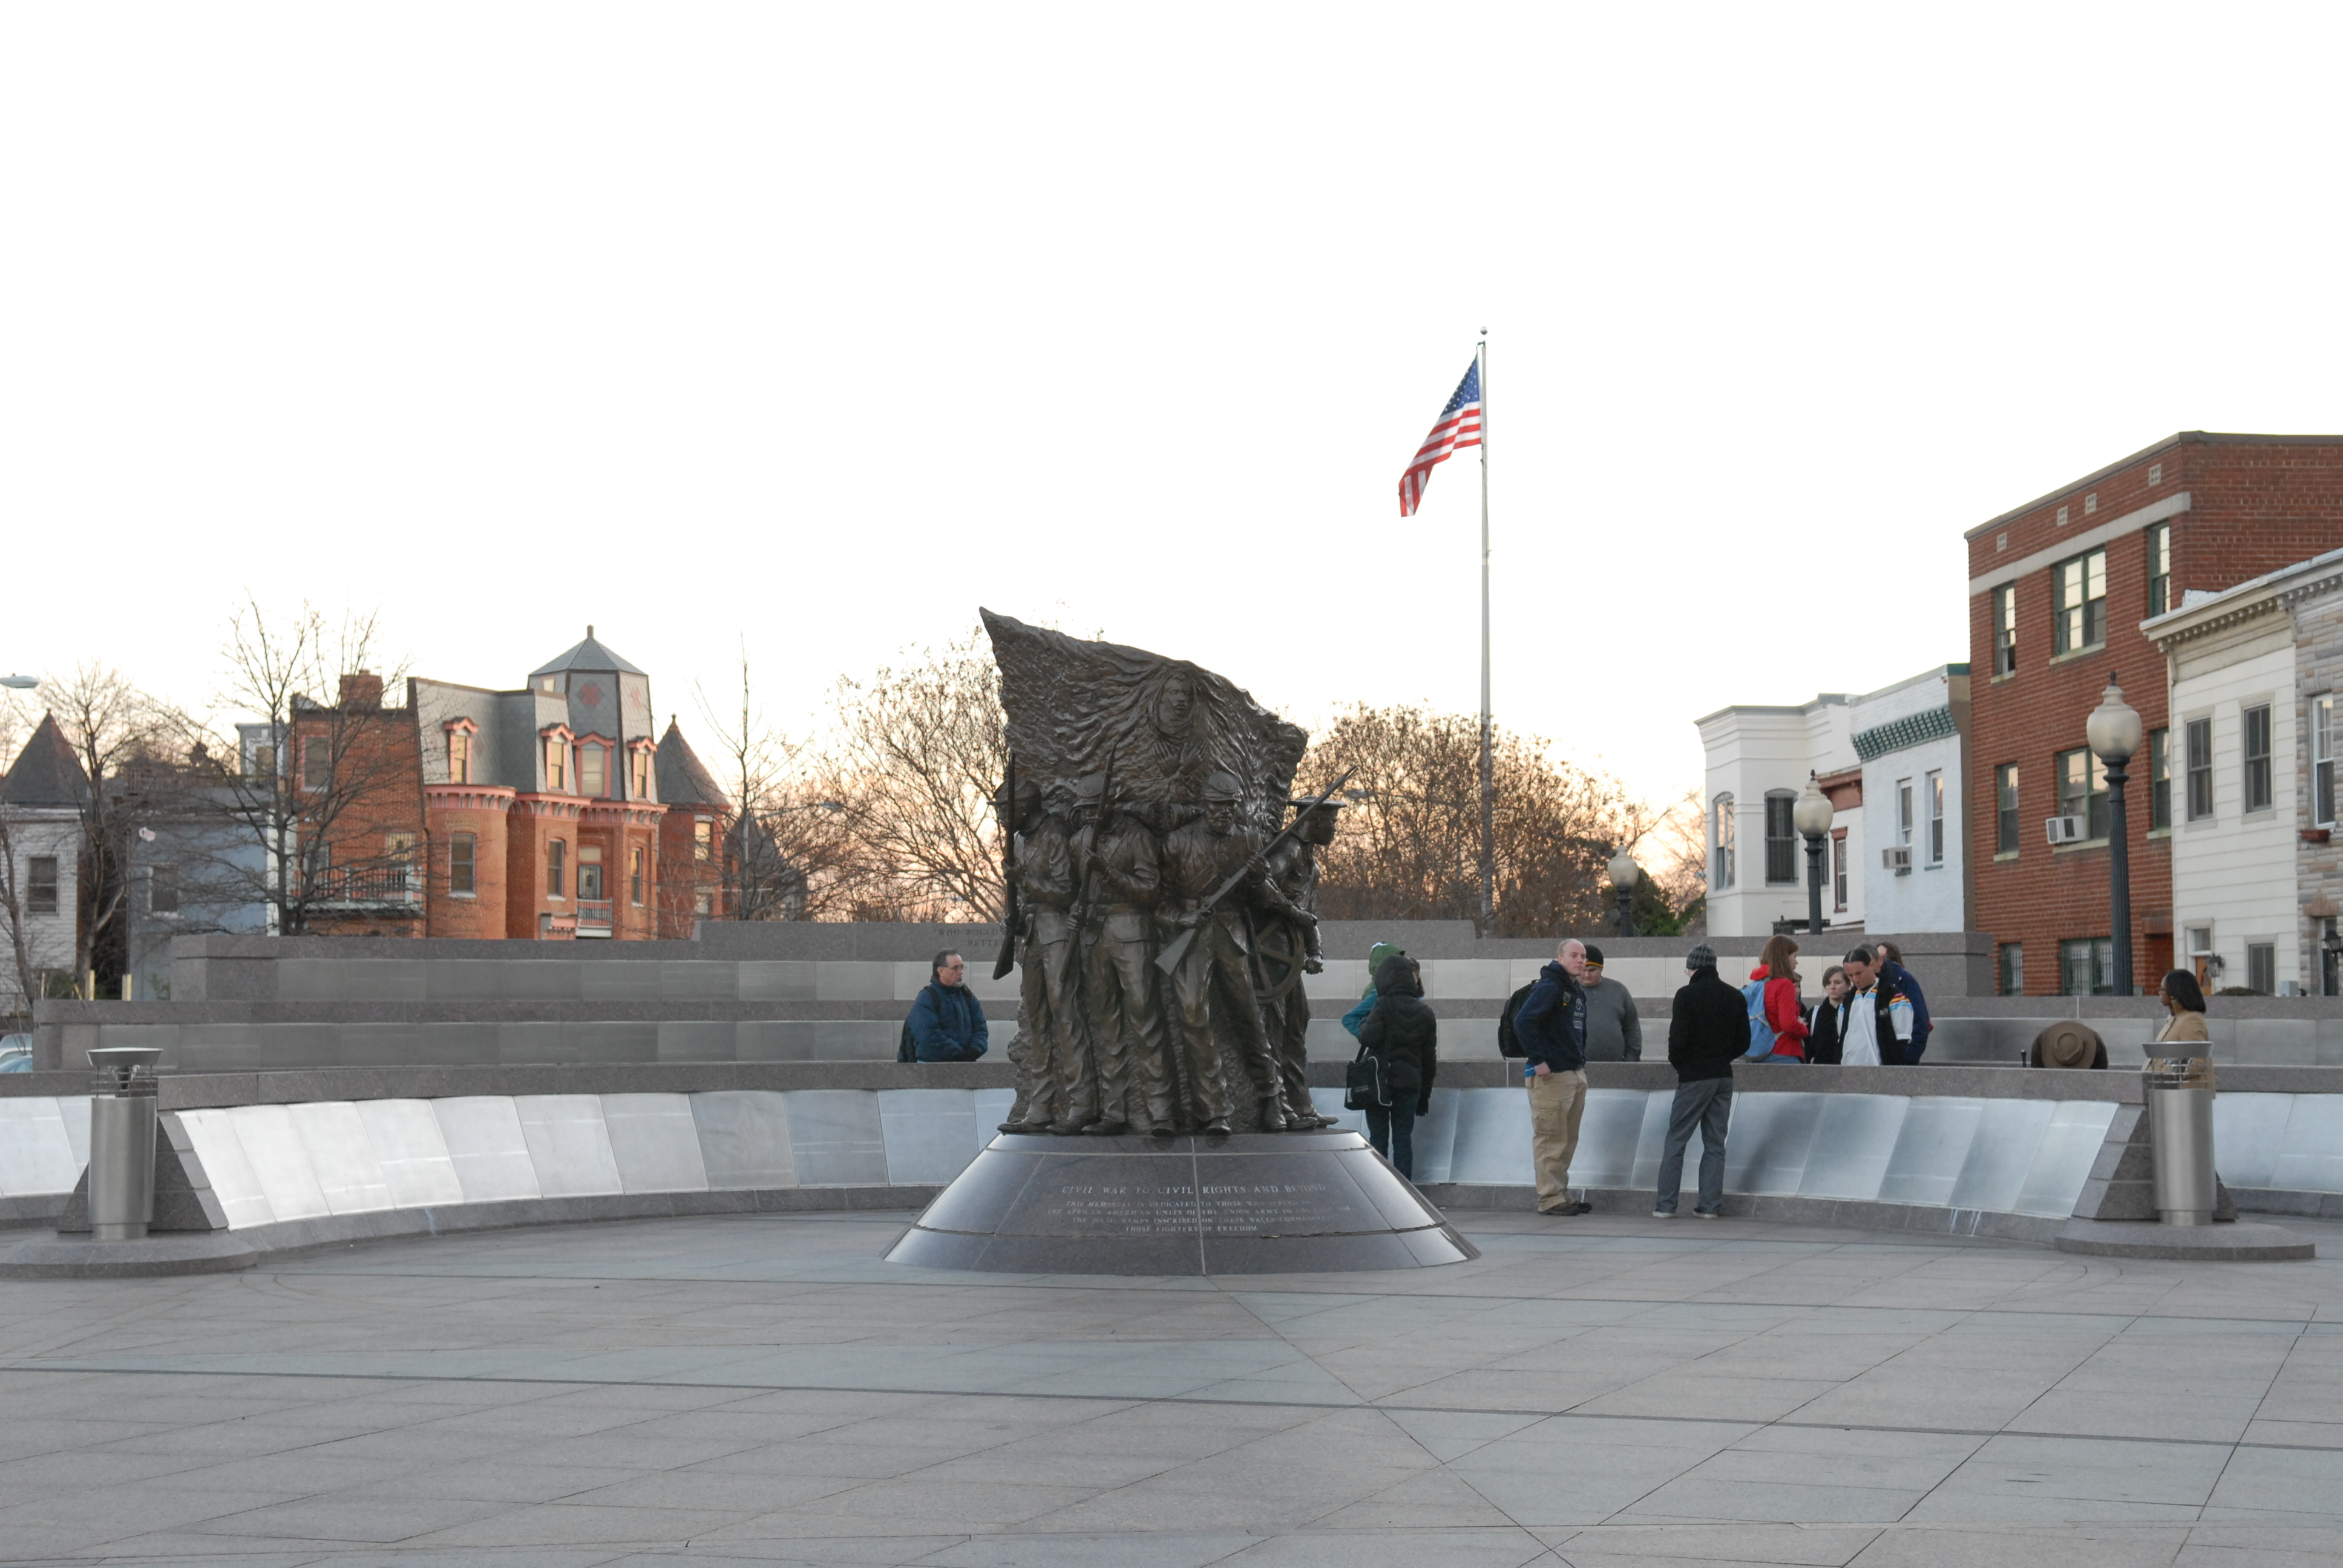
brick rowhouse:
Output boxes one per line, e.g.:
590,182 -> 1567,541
1968,433 -> 2343,993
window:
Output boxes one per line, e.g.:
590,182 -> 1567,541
693,818 -> 714,862
630,846 -> 646,906
149,863 -> 179,915
2060,936 -> 2115,995
1896,779 -> 1913,847
1997,942 -> 2024,996
545,739 -> 567,792
2186,926 -> 2214,985
694,891 -> 713,916
1993,583 -> 2018,674
2148,727 -> 2171,831
1764,792 -> 1795,884
2146,521 -> 2172,617
448,730 -> 471,784
2243,702 -> 2273,812
581,744 -> 606,798
2058,748 -> 2109,840
303,739 -> 332,791
27,857 -> 57,915
2053,547 -> 2108,654
450,832 -> 476,896
1832,834 -> 1847,910
2186,717 -> 2214,820
631,748 -> 652,799
1996,764 -> 2020,854
1712,795 -> 1735,889
385,831 -> 414,866
2319,698 -> 2338,828
577,844 -> 603,900
2247,942 -> 2276,995
1925,771 -> 1945,864
548,839 -> 566,898
251,743 -> 275,779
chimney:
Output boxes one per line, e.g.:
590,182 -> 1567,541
339,670 -> 384,708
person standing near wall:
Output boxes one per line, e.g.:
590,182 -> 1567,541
1357,952 -> 1437,1178
1742,935 -> 1809,1062
905,951 -> 991,1063
1838,946 -> 1915,1067
1806,965 -> 1851,1065
1579,944 -> 1642,1062
1873,942 -> 1933,1062
1515,937 -> 1591,1215
1655,942 -> 1746,1218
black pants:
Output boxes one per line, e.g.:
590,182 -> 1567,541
1365,1100 -> 1417,1179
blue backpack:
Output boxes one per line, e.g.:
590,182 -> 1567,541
1740,978 -> 1777,1058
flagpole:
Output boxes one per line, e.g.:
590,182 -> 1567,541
1477,330 -> 1494,935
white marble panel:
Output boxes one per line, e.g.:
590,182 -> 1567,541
600,1093 -> 710,1194
56,1096 -> 91,1169
1408,1088 -> 1462,1184
514,1095 -> 623,1197
1797,1095 -> 1909,1201
1723,1093 -> 1823,1195
2214,1093 -> 2293,1189
0,1098 -> 80,1196
1569,1088 -> 1655,1189
1423,959 -> 1511,1000
2013,1100 -> 2120,1218
354,1100 -> 465,1208
1447,1087 -> 1533,1186
175,1107 -> 275,1229
1627,1087 -> 1679,1189
432,1097 -> 543,1203
782,1090 -> 890,1185
1877,1098 -> 1984,1207
2270,1096 -> 2343,1194
1303,961 -> 1370,1002
878,1089 -> 984,1185
1947,1097 -> 2056,1214
690,1091 -> 798,1188
286,1102 -> 394,1216
223,1104 -> 332,1222
972,1088 -> 1018,1140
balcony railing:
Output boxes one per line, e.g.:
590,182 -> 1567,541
306,858 -> 421,909
575,898 -> 614,936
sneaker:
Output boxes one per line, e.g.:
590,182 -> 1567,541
1652,1208 -> 1676,1218
1694,1209 -> 1723,1220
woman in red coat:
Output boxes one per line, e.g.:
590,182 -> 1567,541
1746,935 -> 1809,1062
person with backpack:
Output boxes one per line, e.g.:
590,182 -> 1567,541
1357,952 -> 1437,1177
901,950 -> 991,1063
1655,942 -> 1748,1218
1513,937 -> 1591,1215
1342,940 -> 1407,1039
1740,935 -> 1808,1063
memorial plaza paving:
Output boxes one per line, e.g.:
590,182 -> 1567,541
4,1209 -> 2343,1566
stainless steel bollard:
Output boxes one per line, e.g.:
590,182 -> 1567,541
87,1046 -> 163,1241
2143,1055 -> 2217,1226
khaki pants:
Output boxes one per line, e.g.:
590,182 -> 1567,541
1527,1068 -> 1588,1210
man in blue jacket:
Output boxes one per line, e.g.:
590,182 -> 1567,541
1874,942 -> 1933,1061
906,951 -> 991,1063
1515,938 -> 1591,1215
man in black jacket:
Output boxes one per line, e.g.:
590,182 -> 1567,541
1656,943 -> 1747,1218
1515,938 -> 1591,1215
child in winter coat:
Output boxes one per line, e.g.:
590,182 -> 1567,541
1743,935 -> 1809,1062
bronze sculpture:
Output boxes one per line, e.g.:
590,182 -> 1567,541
983,610 -> 1341,1137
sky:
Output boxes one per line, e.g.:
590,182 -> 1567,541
7,4 -> 2343,808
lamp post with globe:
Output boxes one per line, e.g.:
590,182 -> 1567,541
1793,771 -> 1834,937
2086,674 -> 2144,996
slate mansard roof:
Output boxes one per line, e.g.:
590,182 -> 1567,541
1,714 -> 92,808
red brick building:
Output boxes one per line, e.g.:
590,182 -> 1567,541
293,630 -> 733,941
1968,433 -> 2343,993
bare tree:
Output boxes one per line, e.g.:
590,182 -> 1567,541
822,628 -> 1007,921
192,597 -> 416,937
1298,701 -> 1692,936
40,664 -> 191,985
687,644 -> 863,922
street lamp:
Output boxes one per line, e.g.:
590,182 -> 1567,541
2086,672 -> 2145,996
0,675 -> 36,691
1606,848 -> 1639,937
1793,770 -> 1834,937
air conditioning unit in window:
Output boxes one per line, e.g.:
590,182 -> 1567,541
1881,846 -> 1912,873
2045,815 -> 2085,845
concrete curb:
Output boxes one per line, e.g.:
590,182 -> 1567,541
2053,1220 -> 2316,1261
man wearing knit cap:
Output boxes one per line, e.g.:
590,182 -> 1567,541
1656,942 -> 1748,1218
1579,944 -> 1642,1062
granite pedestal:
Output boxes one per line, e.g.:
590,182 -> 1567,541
886,1128 -> 1478,1275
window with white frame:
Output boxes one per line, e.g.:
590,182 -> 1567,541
1712,794 -> 1735,889
1831,834 -> 1847,910
2186,718 -> 2213,820
1897,779 -> 1913,847
2318,696 -> 2336,827
2243,703 -> 2273,812
1925,771 -> 1945,864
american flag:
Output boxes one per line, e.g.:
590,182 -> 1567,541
1397,359 -> 1482,517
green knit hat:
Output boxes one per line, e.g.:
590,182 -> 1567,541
1363,941 -> 1406,998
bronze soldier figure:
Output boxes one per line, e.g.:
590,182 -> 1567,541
999,778 -> 1095,1134
1160,771 -> 1282,1133
1072,773 -> 1177,1135
1257,797 -> 1341,1129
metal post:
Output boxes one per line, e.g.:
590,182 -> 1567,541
1476,331 -> 1493,936
2107,754 -> 2133,996
1615,883 -> 1631,937
1804,832 -> 1826,936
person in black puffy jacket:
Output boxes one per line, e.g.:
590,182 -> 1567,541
1358,952 -> 1437,1178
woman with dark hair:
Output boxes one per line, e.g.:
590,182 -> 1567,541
1806,965 -> 1850,1065
1358,952 -> 1437,1178
2154,969 -> 2212,1050
1742,934 -> 1809,1062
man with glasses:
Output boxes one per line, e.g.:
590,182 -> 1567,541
905,950 -> 992,1063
